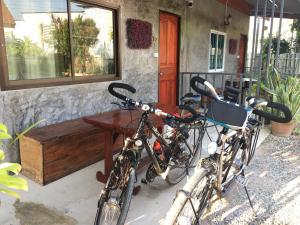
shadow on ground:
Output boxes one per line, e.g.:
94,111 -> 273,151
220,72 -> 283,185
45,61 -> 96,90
14,201 -> 77,225
201,135 -> 300,225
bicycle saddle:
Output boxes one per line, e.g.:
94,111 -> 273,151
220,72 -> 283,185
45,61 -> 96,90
181,93 -> 201,104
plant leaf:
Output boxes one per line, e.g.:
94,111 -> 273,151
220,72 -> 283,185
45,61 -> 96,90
0,169 -> 28,191
0,133 -> 12,140
0,150 -> 4,161
0,124 -> 8,133
0,162 -> 22,174
0,188 -> 21,199
10,119 -> 46,146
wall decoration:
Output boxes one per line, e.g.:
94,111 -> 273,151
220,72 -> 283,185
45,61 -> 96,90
126,19 -> 152,49
229,39 -> 238,55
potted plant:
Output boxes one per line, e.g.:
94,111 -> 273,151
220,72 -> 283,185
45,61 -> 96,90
262,68 -> 300,136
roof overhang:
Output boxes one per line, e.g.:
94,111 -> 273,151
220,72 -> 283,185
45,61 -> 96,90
245,0 -> 300,19
1,1 -> 15,28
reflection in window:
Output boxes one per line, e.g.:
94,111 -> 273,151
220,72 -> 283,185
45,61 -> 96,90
1,0 -> 117,83
209,31 -> 225,71
70,1 -> 115,76
2,0 -> 71,80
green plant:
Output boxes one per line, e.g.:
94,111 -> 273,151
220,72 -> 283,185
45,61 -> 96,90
51,15 -> 100,73
263,37 -> 291,55
6,37 -> 45,57
0,124 -> 28,199
291,19 -> 300,52
261,67 -> 300,122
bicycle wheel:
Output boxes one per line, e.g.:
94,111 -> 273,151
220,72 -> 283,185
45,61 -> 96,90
166,123 -> 205,185
163,167 -> 211,225
94,159 -> 135,225
188,122 -> 205,166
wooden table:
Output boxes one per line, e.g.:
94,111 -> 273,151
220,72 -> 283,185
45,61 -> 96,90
83,105 -> 178,183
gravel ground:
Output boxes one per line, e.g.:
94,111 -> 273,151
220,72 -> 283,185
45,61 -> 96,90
202,134 -> 300,225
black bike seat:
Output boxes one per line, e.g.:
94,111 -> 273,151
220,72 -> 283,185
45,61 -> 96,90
181,93 -> 201,104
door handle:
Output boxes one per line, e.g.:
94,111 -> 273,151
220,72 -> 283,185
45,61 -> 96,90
159,72 -> 164,76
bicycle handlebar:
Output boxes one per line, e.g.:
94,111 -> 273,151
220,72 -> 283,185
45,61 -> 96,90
108,82 -> 136,102
252,101 -> 292,123
190,77 -> 292,123
108,82 -> 197,124
190,76 -> 220,100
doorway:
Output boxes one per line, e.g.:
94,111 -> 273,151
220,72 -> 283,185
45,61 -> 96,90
238,34 -> 248,74
158,12 -> 179,107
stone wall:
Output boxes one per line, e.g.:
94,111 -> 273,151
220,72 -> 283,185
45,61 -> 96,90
0,0 -> 249,161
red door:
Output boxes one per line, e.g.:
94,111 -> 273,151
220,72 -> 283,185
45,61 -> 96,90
158,12 -> 179,107
238,34 -> 247,74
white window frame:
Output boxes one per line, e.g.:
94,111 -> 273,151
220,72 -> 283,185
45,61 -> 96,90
208,30 -> 226,73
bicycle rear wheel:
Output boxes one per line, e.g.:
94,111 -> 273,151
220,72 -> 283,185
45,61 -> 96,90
94,161 -> 135,225
166,123 -> 205,185
163,167 -> 211,225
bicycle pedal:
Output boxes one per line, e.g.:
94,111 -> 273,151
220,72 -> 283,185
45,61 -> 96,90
236,175 -> 247,186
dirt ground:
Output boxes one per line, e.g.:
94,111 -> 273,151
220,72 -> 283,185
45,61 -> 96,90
202,134 -> 300,225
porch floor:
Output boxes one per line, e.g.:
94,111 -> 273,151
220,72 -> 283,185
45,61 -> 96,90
0,127 -> 270,225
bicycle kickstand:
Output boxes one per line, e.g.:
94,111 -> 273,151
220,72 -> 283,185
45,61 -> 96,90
236,175 -> 257,216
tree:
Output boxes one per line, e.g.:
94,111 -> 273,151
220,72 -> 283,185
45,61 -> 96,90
51,15 -> 100,73
6,37 -> 44,57
291,19 -> 300,52
263,37 -> 291,56
51,16 -> 70,57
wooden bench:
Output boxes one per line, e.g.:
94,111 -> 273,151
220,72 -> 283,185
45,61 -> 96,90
20,117 -> 123,185
20,105 -> 177,185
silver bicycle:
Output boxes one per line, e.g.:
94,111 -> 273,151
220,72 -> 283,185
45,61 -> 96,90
161,76 -> 292,225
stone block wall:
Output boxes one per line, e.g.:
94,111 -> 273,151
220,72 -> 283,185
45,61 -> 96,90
0,0 -> 249,161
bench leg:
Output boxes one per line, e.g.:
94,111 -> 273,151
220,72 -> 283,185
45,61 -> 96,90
96,131 -> 113,183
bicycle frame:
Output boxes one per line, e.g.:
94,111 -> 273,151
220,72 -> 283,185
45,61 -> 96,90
209,114 -> 262,197
122,110 -> 197,179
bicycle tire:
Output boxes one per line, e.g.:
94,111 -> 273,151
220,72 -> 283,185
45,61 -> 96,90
163,167 -> 209,225
189,124 -> 205,167
166,124 -> 205,185
94,168 -> 135,225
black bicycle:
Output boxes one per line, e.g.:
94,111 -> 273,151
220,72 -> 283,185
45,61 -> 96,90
162,76 -> 292,225
94,82 -> 203,225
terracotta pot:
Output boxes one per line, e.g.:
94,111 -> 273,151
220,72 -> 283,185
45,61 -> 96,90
271,121 -> 296,137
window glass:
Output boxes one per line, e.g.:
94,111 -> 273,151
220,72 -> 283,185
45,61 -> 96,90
2,0 -> 71,80
209,33 -> 217,70
217,35 -> 224,69
209,32 -> 225,71
70,1 -> 116,77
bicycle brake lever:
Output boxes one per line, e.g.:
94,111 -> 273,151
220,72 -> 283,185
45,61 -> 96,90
111,102 -> 135,110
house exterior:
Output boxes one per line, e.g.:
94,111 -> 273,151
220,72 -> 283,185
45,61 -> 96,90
0,0 -> 251,161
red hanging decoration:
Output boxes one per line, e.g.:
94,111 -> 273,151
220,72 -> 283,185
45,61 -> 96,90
126,19 -> 152,49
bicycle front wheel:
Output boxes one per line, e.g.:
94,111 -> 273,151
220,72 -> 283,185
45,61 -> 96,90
94,167 -> 135,225
166,123 -> 205,185
163,167 -> 210,225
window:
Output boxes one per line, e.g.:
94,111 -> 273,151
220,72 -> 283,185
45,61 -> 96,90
0,0 -> 119,89
209,30 -> 226,72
